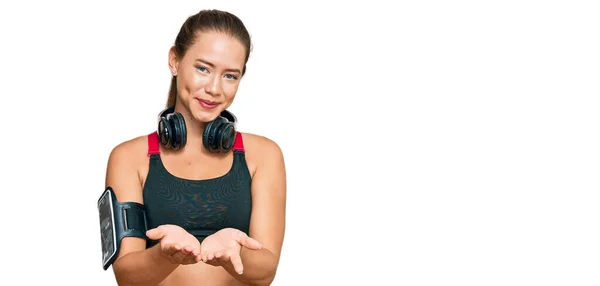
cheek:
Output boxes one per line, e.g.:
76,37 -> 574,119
189,73 -> 209,89
222,82 -> 239,98
177,73 -> 201,94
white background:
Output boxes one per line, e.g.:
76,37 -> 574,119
1,0 -> 599,285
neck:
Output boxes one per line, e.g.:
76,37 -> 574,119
184,118 -> 208,154
172,104 -> 210,155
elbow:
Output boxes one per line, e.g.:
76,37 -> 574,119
250,265 -> 278,286
114,275 -> 157,286
114,274 -> 133,286
112,260 -> 131,286
114,279 -> 135,286
249,276 -> 276,286
114,273 -> 153,286
263,274 -> 278,286
112,261 -> 128,286
112,260 -> 145,286
114,276 -> 152,286
113,268 -> 135,286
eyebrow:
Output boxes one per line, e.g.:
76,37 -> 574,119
196,59 -> 241,74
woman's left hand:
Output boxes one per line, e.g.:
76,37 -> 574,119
200,228 -> 263,274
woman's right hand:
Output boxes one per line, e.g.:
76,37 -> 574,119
146,224 -> 202,265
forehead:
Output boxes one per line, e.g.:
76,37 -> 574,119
184,31 -> 246,70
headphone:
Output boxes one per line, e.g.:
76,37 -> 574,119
157,106 -> 238,153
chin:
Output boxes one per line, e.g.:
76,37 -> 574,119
190,105 -> 222,123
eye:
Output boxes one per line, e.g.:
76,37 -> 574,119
224,74 -> 238,80
195,66 -> 209,73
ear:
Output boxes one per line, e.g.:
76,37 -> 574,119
168,46 -> 179,75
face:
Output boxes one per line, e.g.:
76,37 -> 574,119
169,31 -> 246,123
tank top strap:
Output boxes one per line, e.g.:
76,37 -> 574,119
147,132 -> 160,157
232,132 -> 245,152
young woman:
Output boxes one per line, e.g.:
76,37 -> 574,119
104,9 -> 286,286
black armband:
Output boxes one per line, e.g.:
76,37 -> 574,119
97,186 -> 148,270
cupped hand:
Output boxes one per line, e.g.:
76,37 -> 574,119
200,228 -> 263,274
146,224 -> 202,265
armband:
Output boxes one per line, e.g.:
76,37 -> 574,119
97,186 -> 148,270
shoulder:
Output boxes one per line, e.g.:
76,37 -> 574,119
106,133 -> 152,169
238,132 -> 285,177
238,132 -> 284,159
105,133 -> 154,202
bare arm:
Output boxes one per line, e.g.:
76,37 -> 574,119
222,137 -> 287,286
105,140 -> 179,286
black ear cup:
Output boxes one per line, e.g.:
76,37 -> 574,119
158,117 -> 172,147
219,123 -> 236,151
202,111 -> 237,153
168,112 -> 187,150
157,106 -> 187,151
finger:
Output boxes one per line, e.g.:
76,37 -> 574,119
145,228 -> 165,240
172,245 -> 197,263
240,236 -> 263,250
171,249 -> 190,264
182,245 -> 195,255
216,252 -> 228,263
171,243 -> 183,252
181,250 -> 199,265
162,243 -> 181,256
187,255 -> 200,265
206,258 -> 221,267
179,247 -> 199,264
228,252 -> 244,275
200,252 -> 208,263
214,252 -> 227,266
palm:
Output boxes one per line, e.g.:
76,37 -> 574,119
202,228 -> 241,253
146,224 -> 202,265
164,225 -> 197,243
199,228 -> 263,274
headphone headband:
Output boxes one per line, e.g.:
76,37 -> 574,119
158,106 -> 175,120
219,109 -> 237,128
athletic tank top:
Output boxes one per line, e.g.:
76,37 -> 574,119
142,131 -> 252,247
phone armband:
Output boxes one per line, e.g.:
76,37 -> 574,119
97,186 -> 148,270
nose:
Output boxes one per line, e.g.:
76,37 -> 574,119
205,75 -> 222,97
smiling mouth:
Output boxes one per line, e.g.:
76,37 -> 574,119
197,99 -> 219,109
